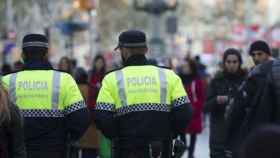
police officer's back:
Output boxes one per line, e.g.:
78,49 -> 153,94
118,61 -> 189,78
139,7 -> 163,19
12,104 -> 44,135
2,34 -> 90,158
93,30 -> 193,158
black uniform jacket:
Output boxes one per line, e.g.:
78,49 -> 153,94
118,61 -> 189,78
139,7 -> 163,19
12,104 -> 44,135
92,55 -> 193,147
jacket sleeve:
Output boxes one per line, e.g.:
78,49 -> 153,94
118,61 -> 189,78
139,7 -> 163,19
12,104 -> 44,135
92,75 -> 117,139
204,79 -> 219,113
63,74 -> 90,142
170,75 -> 193,135
9,103 -> 27,158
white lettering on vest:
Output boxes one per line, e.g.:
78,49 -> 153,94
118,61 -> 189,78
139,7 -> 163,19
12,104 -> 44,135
127,76 -> 157,87
18,81 -> 48,90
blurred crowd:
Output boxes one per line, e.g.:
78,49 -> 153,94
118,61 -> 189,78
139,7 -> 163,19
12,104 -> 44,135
2,35 -> 280,158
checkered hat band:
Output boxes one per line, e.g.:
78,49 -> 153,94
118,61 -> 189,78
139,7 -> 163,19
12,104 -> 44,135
22,42 -> 48,48
120,42 -> 147,47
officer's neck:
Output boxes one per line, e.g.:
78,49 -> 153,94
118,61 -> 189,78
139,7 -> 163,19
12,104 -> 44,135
24,60 -> 53,70
123,54 -> 148,66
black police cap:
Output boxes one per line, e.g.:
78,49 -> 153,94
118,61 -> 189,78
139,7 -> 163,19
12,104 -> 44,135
22,34 -> 48,49
114,30 -> 147,50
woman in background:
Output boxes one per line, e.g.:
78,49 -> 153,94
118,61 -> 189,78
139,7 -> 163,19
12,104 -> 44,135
178,58 -> 205,158
88,54 -> 106,109
87,54 -> 109,158
58,56 -> 73,75
204,48 -> 246,158
73,67 -> 99,158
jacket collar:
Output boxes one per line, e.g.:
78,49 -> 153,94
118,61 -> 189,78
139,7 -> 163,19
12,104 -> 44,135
123,55 -> 149,67
24,60 -> 53,70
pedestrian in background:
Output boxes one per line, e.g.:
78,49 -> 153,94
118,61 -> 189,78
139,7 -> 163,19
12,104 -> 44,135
58,56 -> 73,75
204,48 -> 246,158
240,125 -> 280,158
73,67 -> 99,158
178,58 -> 205,158
87,54 -> 108,157
226,42 -> 280,158
88,54 -> 106,109
0,81 -> 26,158
249,40 -> 272,66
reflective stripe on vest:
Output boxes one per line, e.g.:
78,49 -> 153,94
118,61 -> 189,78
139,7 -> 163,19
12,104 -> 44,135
115,70 -> 127,106
52,71 -> 61,109
115,68 -> 167,107
158,68 -> 167,104
8,71 -> 61,109
9,73 -> 17,104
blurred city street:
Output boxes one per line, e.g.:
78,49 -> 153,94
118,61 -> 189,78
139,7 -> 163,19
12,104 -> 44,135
1,0 -> 280,158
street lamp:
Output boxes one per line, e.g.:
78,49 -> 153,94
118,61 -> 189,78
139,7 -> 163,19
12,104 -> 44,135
133,0 -> 178,56
134,0 -> 177,15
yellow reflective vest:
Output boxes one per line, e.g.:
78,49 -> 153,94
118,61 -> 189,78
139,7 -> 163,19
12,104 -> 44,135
96,65 -> 189,114
2,69 -> 90,151
2,70 -> 85,116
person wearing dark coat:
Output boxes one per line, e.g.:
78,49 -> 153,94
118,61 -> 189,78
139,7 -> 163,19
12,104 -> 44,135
0,82 -> 26,158
226,57 -> 280,158
240,125 -> 280,158
204,48 -> 246,158
225,41 -> 276,158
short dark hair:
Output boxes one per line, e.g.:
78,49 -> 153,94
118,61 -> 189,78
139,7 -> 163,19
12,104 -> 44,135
121,47 -> 147,55
249,40 -> 271,56
22,47 -> 47,62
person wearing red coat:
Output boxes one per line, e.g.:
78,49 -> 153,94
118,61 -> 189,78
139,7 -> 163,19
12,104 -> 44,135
178,58 -> 205,158
88,55 -> 106,109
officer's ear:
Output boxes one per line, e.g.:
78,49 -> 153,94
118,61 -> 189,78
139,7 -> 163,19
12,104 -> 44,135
21,53 -> 26,63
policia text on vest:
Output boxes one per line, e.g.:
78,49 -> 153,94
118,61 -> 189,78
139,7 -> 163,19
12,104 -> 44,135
94,29 -> 192,158
2,70 -> 90,158
93,65 -> 193,157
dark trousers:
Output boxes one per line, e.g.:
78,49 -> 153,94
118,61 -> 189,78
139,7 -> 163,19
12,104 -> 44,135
69,147 -> 98,158
112,140 -> 172,158
27,150 -> 65,158
210,145 -> 226,158
180,134 -> 197,158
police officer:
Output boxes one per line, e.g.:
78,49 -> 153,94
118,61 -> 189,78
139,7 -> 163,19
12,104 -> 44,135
93,30 -> 193,158
2,34 -> 90,158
